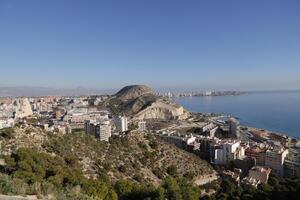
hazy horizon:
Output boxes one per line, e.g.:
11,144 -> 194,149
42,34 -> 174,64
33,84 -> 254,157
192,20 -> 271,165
1,0 -> 300,90
0,85 -> 300,97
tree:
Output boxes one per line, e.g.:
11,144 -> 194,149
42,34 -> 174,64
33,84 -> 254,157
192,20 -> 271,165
178,178 -> 200,200
105,189 -> 118,200
115,180 -> 133,199
163,177 -> 183,200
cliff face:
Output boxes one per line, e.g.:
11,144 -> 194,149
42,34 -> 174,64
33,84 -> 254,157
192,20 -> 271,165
134,100 -> 190,120
110,85 -> 190,120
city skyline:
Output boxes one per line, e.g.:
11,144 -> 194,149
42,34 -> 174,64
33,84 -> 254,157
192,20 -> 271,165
1,0 -> 300,91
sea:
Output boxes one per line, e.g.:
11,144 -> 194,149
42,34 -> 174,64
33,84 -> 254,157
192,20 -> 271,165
174,91 -> 300,139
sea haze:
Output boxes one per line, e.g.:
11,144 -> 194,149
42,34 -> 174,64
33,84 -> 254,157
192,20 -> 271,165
174,91 -> 300,138
0,86 -> 116,97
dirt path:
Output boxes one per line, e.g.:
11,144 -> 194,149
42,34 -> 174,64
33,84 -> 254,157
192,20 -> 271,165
0,195 -> 38,200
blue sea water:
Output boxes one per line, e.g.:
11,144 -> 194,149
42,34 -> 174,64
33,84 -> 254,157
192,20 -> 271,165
174,91 -> 300,138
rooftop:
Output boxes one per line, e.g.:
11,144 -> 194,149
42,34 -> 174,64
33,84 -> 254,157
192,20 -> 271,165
250,166 -> 272,175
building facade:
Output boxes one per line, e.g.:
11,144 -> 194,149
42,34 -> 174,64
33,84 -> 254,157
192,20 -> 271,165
138,121 -> 147,131
265,148 -> 288,176
116,116 -> 128,133
214,140 -> 245,165
284,150 -> 300,177
229,118 -> 240,139
85,120 -> 111,142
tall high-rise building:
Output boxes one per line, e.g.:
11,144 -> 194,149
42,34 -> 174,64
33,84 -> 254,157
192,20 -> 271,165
116,116 -> 128,133
85,120 -> 111,142
229,118 -> 240,139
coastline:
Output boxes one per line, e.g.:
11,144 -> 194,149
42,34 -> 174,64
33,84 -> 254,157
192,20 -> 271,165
174,92 -> 300,139
202,111 -> 300,145
205,111 -> 300,142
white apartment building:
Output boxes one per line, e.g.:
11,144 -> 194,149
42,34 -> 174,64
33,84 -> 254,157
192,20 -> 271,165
265,147 -> 288,176
116,116 -> 128,133
215,140 -> 245,165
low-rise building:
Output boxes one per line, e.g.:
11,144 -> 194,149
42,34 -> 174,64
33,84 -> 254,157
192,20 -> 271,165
161,135 -> 187,149
64,109 -> 105,126
248,166 -> 271,184
138,121 -> 147,131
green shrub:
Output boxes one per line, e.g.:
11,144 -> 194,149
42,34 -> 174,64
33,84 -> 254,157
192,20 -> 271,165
0,174 -> 16,194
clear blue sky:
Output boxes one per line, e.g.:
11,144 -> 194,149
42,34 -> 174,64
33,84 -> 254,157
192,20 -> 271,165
0,0 -> 300,91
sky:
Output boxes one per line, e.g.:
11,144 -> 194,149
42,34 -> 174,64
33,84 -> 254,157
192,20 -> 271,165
0,0 -> 300,91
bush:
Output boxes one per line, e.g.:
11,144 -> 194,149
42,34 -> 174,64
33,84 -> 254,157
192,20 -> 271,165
149,140 -> 158,149
166,165 -> 178,177
0,174 -> 16,194
118,165 -> 127,173
0,128 -> 15,139
115,180 -> 133,199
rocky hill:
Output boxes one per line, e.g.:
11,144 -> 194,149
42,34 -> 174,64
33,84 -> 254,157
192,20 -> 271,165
115,85 -> 154,101
108,85 -> 190,120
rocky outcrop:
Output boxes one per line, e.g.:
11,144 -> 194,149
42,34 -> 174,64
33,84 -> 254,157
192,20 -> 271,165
110,85 -> 190,120
134,100 -> 190,120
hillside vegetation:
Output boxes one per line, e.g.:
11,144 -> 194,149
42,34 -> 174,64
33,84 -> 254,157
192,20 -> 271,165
0,127 -> 214,199
43,132 -> 214,184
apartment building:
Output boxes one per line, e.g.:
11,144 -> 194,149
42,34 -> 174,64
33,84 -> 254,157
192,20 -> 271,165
85,120 -> 111,142
214,140 -> 245,165
265,147 -> 288,176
